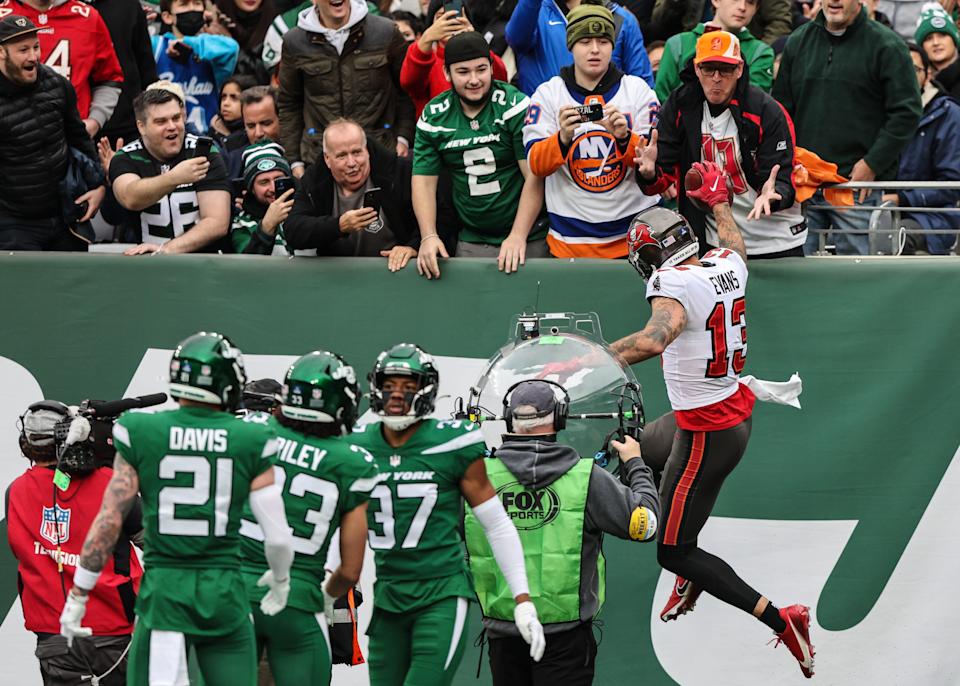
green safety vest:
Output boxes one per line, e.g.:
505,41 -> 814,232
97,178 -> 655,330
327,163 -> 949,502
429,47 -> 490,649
464,457 -> 605,624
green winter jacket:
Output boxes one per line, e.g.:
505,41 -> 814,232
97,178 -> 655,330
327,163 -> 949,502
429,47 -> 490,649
772,7 -> 921,179
655,24 -> 774,104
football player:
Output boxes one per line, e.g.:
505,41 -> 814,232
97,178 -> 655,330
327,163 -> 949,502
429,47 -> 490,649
609,162 -> 814,678
239,351 -> 377,686
59,332 -> 294,686
352,343 -> 546,685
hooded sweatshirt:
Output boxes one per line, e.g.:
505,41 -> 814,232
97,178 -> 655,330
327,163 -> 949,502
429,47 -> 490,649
483,434 -> 660,637
297,0 -> 368,54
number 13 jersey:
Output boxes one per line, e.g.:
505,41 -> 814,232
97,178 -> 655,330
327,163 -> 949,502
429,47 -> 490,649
646,248 -> 755,430
350,419 -> 486,613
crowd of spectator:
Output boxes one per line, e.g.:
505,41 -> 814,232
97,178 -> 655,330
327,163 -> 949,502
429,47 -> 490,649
0,0 -> 958,262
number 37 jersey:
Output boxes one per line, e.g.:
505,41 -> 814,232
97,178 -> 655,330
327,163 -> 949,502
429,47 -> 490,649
646,248 -> 750,415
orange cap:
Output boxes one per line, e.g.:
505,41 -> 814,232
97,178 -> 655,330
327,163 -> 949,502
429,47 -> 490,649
694,30 -> 743,65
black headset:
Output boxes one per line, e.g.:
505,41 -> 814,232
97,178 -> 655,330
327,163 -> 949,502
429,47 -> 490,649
17,400 -> 70,455
502,379 -> 570,433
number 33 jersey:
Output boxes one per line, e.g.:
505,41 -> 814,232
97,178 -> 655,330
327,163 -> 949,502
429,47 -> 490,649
647,248 -> 755,429
350,419 -> 486,613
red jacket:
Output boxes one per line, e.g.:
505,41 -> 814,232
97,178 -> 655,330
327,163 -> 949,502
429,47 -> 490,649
400,40 -> 508,117
6,465 -> 142,635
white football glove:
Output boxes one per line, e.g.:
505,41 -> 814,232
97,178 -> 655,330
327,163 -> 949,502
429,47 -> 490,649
514,600 -> 546,662
321,571 -> 337,626
59,590 -> 92,648
256,570 -> 290,616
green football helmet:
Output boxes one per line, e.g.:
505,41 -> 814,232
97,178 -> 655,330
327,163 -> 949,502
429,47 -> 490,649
169,332 -> 246,411
368,343 -> 439,430
280,351 -> 359,433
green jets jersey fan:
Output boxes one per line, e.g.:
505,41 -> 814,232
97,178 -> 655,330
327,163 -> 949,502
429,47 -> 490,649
351,417 -> 485,609
413,80 -> 539,245
239,419 -> 379,612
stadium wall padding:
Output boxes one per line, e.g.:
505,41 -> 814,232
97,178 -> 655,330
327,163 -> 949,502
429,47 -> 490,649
1,254 -> 959,685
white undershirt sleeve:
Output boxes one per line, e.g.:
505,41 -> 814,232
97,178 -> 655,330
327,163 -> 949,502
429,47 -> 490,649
472,496 -> 530,599
249,483 -> 294,582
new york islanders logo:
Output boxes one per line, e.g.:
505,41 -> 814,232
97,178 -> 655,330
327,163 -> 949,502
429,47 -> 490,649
568,129 -> 629,193
40,505 -> 71,545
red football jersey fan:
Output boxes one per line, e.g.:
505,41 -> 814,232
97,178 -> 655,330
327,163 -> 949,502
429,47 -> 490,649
0,0 -> 123,119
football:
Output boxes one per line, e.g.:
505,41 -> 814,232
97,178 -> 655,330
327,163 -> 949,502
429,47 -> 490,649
684,165 -> 734,212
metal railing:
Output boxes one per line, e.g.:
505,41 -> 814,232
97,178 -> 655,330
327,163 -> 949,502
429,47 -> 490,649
808,181 -> 960,256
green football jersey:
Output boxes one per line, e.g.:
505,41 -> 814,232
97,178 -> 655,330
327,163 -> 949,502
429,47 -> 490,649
113,406 -> 277,569
350,419 -> 485,612
413,81 -> 534,245
239,417 -> 380,612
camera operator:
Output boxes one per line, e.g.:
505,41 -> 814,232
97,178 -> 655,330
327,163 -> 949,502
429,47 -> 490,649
6,401 -> 143,686
464,380 -> 661,685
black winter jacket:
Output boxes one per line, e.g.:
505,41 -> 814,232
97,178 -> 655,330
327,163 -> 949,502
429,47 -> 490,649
0,65 -> 100,220
284,138 -> 419,255
641,60 -> 796,249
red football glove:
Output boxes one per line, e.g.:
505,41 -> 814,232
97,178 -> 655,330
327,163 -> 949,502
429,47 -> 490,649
686,161 -> 734,210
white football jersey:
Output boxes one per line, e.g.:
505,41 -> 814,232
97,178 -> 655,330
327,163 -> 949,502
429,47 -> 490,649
645,248 -> 748,411
699,103 -> 806,255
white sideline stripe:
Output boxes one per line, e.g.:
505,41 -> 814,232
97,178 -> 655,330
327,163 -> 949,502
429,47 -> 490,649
315,612 -> 332,663
501,96 -> 530,121
149,629 -> 189,686
261,437 -> 279,458
444,597 -> 469,671
422,430 -> 486,454
350,473 -> 389,492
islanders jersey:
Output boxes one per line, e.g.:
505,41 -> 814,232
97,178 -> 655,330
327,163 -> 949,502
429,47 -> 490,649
413,81 -> 532,245
700,103 -> 806,254
350,419 -> 486,613
646,248 -> 755,430
0,0 -> 123,119
523,72 -> 659,258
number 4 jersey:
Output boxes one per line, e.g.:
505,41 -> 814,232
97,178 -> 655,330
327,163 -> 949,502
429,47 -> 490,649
0,0 -> 123,120
350,419 -> 486,613
112,405 -> 276,633
413,81 -> 537,246
647,248 -> 755,431
239,419 -> 380,613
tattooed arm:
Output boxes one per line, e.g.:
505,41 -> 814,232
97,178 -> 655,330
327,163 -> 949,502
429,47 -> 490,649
713,202 -> 747,262
74,454 -> 140,595
610,297 -> 688,365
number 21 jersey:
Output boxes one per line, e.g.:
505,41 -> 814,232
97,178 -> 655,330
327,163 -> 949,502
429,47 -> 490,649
646,248 -> 754,428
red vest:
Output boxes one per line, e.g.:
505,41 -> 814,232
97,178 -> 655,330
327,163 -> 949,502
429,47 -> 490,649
6,465 -> 142,635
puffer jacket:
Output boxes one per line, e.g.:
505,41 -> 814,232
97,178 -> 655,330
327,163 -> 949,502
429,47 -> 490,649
277,0 -> 414,166
0,65 -> 99,219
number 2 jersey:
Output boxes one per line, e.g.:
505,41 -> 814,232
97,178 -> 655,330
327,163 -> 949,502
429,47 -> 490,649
646,248 -> 756,431
350,419 -> 486,613
413,81 -> 535,245
109,134 -> 231,246
0,0 -> 123,120
239,418 -> 379,613
112,405 -> 276,633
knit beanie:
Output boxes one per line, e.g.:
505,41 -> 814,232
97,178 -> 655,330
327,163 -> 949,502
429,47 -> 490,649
915,4 -> 959,48
444,31 -> 491,67
242,140 -> 291,191
565,0 -> 615,51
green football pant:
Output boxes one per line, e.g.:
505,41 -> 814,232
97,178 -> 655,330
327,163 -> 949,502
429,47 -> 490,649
252,603 -> 331,686
126,618 -> 256,686
368,596 -> 469,686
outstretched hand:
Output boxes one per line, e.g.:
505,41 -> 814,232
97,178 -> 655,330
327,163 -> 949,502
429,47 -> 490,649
634,129 -> 659,181
747,164 -> 783,221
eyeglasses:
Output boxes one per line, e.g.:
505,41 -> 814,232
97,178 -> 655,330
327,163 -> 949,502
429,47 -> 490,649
699,63 -> 739,77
